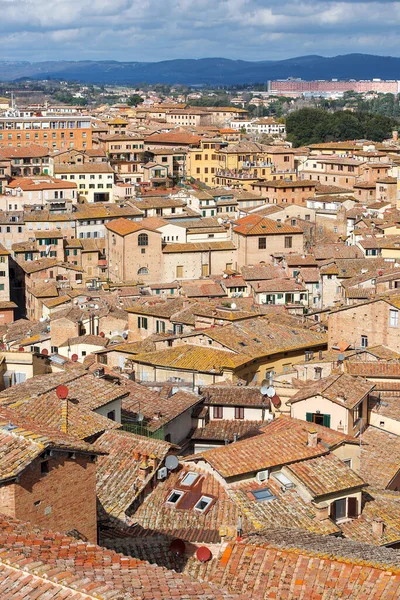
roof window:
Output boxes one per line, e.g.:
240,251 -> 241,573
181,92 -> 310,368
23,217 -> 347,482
181,472 -> 199,487
194,495 -> 213,513
252,487 -> 276,502
166,490 -> 184,506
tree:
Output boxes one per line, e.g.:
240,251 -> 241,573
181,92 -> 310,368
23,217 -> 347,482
127,94 -> 144,107
286,108 -> 398,147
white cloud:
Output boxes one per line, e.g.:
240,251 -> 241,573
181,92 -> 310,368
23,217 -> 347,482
0,0 -> 398,60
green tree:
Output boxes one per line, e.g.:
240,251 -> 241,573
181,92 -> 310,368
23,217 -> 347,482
127,94 -> 144,107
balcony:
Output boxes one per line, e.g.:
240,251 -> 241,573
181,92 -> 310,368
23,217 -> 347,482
242,161 -> 273,169
215,169 -> 260,180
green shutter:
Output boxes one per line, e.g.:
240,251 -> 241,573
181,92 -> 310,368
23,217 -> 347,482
306,412 -> 313,422
323,414 -> 331,428
137,317 -> 141,328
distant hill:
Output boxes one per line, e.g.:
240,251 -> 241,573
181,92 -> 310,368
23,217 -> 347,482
3,54 -> 400,85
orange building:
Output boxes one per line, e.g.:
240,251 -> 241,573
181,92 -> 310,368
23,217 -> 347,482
0,116 -> 92,151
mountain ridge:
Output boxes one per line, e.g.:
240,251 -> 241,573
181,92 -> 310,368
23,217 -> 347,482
2,54 -> 400,85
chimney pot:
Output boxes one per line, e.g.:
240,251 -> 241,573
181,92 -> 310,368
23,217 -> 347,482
307,428 -> 318,447
372,517 -> 384,537
313,501 -> 329,521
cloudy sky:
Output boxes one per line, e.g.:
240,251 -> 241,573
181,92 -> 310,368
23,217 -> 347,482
0,0 -> 399,62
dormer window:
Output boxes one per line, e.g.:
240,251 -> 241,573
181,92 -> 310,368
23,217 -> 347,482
166,490 -> 184,505
181,472 -> 199,487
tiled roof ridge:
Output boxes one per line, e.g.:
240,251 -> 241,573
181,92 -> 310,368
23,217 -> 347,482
240,530 -> 400,572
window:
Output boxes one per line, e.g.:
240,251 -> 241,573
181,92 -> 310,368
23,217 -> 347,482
389,309 -> 398,327
156,320 -> 165,334
361,335 -> 368,348
343,459 -> 352,468
258,237 -> 266,249
306,412 -> 331,428
235,406 -> 244,419
330,498 -> 346,521
137,232 -> 149,247
252,487 -> 275,502
353,402 -> 363,423
107,410 -> 116,421
176,265 -> 183,278
194,495 -> 213,513
284,236 -> 292,249
213,406 -> 223,419
166,490 -> 184,505
137,267 -> 149,275
137,316 -> 148,330
181,472 -> 199,487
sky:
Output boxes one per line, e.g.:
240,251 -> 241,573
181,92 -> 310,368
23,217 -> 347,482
0,0 -> 399,62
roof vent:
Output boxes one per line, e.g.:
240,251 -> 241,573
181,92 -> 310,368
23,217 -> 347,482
2,421 -> 17,431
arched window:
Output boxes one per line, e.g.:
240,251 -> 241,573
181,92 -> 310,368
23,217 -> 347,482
138,233 -> 148,246
138,267 -> 149,275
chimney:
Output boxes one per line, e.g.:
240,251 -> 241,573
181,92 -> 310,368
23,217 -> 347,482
372,517 -> 384,537
134,451 -> 140,461
138,456 -> 149,482
393,130 -> 398,142
313,501 -> 329,521
307,428 -> 318,448
61,399 -> 68,434
148,453 -> 157,470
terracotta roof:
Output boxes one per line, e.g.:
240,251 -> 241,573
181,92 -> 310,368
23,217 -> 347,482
133,345 -> 249,373
240,264 -> 286,281
182,282 -> 227,298
203,317 -> 327,359
0,144 -> 49,158
6,393 -> 120,441
250,278 -> 306,293
183,531 -> 400,599
146,132 -> 202,145
346,362 -> 400,378
192,420 -> 265,442
125,462 -> 245,544
0,371 -> 128,412
105,217 -> 158,236
202,385 -> 266,407
122,385 -> 202,431
198,418 -> 334,479
6,176 -> 77,191
126,297 -> 185,318
59,334 -> 109,348
341,489 -> 400,546
0,515 -> 240,599
233,215 -> 302,236
289,373 -> 375,409
288,453 -> 364,497
162,241 -> 236,253
360,427 -> 400,489
95,431 -> 172,522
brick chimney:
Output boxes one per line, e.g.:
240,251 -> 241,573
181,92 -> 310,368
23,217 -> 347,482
307,428 -> 318,447
372,517 -> 384,537
313,501 -> 329,521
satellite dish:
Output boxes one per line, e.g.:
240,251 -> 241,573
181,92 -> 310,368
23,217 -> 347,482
260,379 -> 269,395
56,385 -> 69,399
165,455 -> 179,471
265,386 -> 276,398
338,353 -> 345,361
41,348 -> 49,356
71,353 -> 79,362
230,303 -> 237,310
223,273 -> 228,278
137,412 -> 144,423
99,331 -> 105,338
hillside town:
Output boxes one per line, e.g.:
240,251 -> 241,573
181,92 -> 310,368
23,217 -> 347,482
0,94 -> 399,599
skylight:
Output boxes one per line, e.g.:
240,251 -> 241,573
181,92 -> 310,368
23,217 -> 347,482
181,472 -> 199,487
252,488 -> 276,502
166,490 -> 184,505
194,495 -> 213,513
